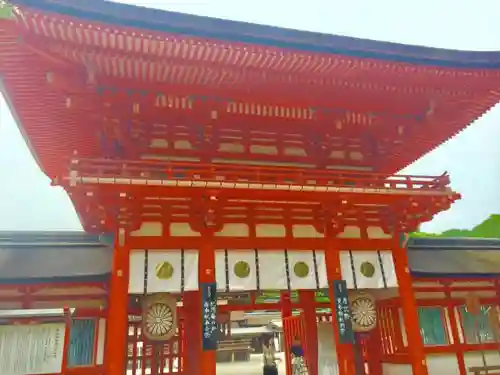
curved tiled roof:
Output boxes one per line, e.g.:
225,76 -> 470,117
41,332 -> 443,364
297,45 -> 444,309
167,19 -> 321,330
0,230 -> 101,246
408,237 -> 500,278
408,237 -> 500,250
0,231 -> 110,284
3,0 -> 500,179
11,0 -> 500,68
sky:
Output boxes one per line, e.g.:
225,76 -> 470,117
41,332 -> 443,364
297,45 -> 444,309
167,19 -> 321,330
0,0 -> 499,232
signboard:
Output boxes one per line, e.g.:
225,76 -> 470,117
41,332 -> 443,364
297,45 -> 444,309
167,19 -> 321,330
0,323 -> 65,375
332,280 -> 354,344
201,282 -> 218,351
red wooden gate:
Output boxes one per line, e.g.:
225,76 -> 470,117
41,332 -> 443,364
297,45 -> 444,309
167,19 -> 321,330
127,314 -> 186,375
283,314 -> 309,375
316,312 -> 382,375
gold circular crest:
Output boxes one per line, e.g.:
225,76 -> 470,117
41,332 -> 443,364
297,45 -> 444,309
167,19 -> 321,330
156,261 -> 174,280
293,261 -> 310,278
234,261 -> 251,278
360,261 -> 375,278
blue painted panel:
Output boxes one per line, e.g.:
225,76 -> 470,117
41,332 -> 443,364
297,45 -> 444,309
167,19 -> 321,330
68,319 -> 96,367
459,306 -> 495,344
418,307 -> 448,346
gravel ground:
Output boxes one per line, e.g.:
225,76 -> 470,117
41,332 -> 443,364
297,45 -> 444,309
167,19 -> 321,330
217,353 -> 286,375
126,353 -> 286,375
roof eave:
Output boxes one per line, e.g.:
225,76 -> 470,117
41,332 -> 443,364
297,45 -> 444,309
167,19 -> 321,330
0,77 -> 46,177
12,0 -> 500,69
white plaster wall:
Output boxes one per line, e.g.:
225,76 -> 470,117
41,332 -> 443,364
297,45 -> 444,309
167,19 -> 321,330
382,364 -> 412,375
464,351 -> 500,369
383,355 -> 459,375
427,354 -> 459,375
397,352 -> 500,375
96,318 -> 106,365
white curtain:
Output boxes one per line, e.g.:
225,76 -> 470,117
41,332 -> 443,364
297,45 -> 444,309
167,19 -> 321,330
215,250 -> 227,291
351,251 -> 382,289
183,250 -> 200,291
227,250 -> 258,291
129,250 -> 146,293
287,251 -> 317,290
258,251 -> 288,290
147,251 -> 183,293
129,249 -> 199,293
382,251 -> 398,287
314,251 -> 329,289
317,323 -> 339,375
340,250 -> 398,289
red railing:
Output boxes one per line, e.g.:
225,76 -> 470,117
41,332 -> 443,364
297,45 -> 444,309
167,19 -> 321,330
67,158 -> 451,193
283,315 -> 310,375
315,312 -> 382,375
127,316 -> 186,375
378,304 -> 405,358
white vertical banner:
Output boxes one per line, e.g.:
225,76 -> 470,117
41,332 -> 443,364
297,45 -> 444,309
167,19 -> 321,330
147,251 -> 182,293
352,251 -> 382,289
380,251 -> 398,287
314,251 -> 329,289
340,251 -> 396,289
0,323 -> 66,375
183,250 -> 199,291
215,250 -> 227,291
339,251 -> 355,289
287,251 -> 317,290
259,251 -> 287,290
227,250 -> 257,291
129,250 -> 146,294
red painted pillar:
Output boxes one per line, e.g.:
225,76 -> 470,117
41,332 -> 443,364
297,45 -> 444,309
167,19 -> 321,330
324,237 -> 356,375
367,328 -> 383,375
281,291 -> 293,318
183,291 -> 202,375
300,290 -> 318,375
444,289 -> 466,375
105,228 -> 130,375
393,236 -> 428,375
391,303 -> 405,352
199,236 -> 216,375
61,307 -> 71,374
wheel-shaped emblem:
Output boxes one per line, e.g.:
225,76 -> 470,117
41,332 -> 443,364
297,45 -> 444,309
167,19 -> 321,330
350,292 -> 377,332
142,293 -> 177,341
145,303 -> 174,337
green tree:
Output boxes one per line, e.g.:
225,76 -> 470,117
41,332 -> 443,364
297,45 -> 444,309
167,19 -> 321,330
410,214 -> 500,239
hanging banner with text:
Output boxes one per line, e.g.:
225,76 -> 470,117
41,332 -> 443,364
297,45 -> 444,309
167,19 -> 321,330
332,280 -> 354,344
201,282 -> 218,351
